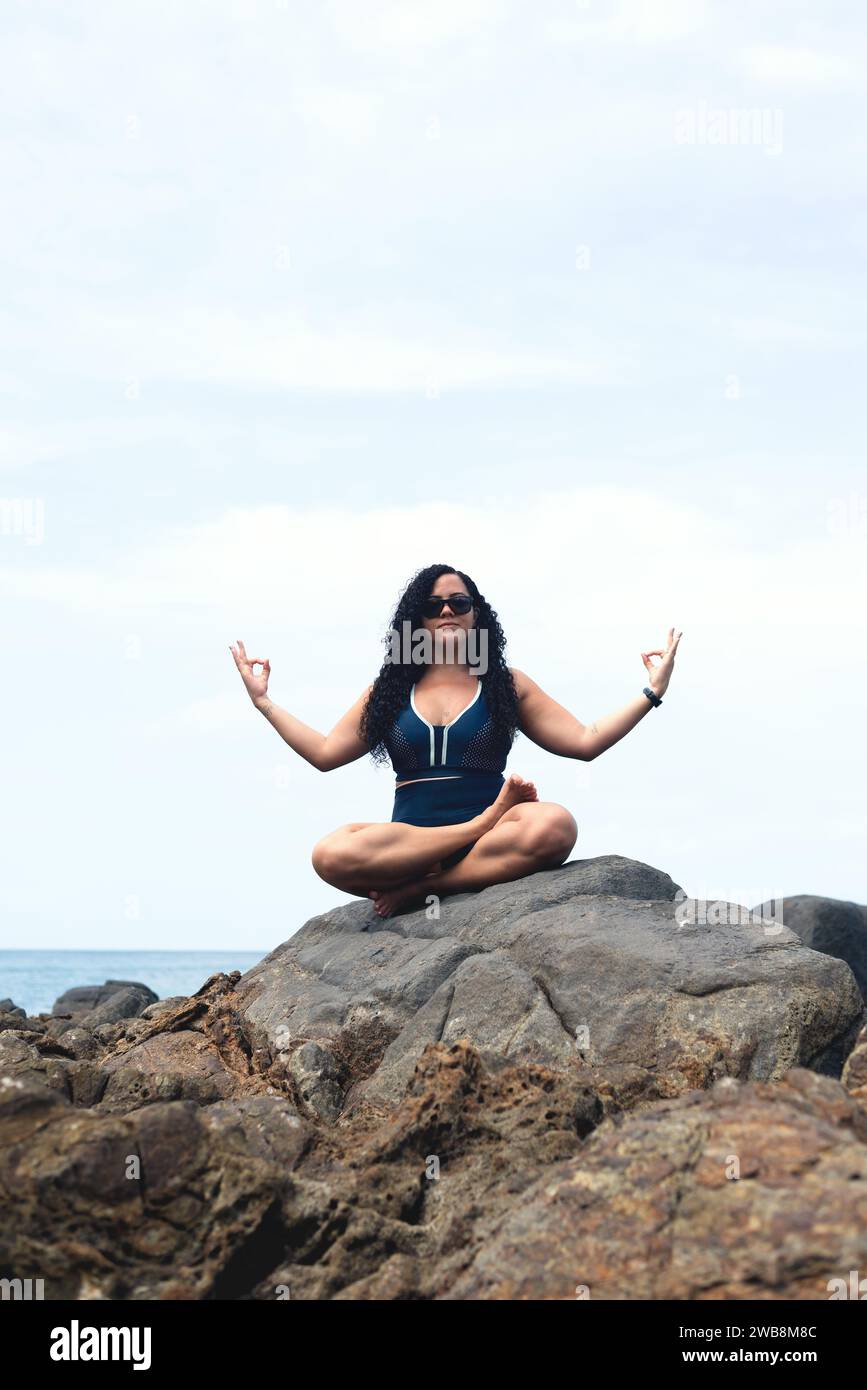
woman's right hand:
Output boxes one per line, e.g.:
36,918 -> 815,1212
230,638 -> 271,705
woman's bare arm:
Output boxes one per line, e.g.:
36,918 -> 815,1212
230,638 -> 370,771
511,628 -> 681,762
254,687 -> 371,771
512,669 -> 595,759
513,668 -> 648,760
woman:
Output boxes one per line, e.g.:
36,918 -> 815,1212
230,563 -> 681,918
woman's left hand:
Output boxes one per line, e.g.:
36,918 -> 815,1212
641,627 -> 682,698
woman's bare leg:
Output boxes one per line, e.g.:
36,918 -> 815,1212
368,801 -> 578,917
311,774 -> 538,893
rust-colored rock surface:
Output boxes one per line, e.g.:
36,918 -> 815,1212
2,862 -> 866,1301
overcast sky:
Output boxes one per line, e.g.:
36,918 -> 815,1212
1,0 -> 865,953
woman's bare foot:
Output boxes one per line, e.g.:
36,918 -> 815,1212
369,879 -> 431,918
484,773 -> 538,828
368,861 -> 442,919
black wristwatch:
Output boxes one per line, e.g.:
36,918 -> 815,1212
643,686 -> 662,707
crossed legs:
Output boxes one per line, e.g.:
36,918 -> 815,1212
310,774 -> 537,893
368,800 -> 577,916
311,777 -> 578,918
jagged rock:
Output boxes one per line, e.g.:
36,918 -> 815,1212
365,948 -> 577,1105
842,1023 -> 867,1101
4,1014 -> 867,1302
2,857 -> 866,1302
236,856 -> 865,1119
0,1009 -> 46,1038
0,1032 -> 75,1098
51,986 -> 156,1038
203,1095 -> 309,1169
51,980 -> 158,1019
0,1034 -> 52,1086
77,974 -> 272,1114
0,1036 -> 603,1300
0,1005 -> 46,1044
753,893 -> 867,1001
0,1078 -> 308,1299
0,1034 -> 41,1073
285,1042 -> 345,1123
140,997 -> 188,1020
97,1031 -> 243,1111
445,1066 -> 867,1300
55,1027 -> 100,1060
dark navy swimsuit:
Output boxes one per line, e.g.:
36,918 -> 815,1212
384,678 -> 511,867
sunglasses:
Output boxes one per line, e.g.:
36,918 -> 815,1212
420,594 -> 474,618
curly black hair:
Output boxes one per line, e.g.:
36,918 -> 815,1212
360,562 -> 520,765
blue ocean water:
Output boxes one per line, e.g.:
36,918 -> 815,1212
0,950 -> 267,1018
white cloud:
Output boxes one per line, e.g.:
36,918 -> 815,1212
740,45 -> 854,85
326,0 -> 507,52
2,492 -> 863,654
0,371 -> 39,402
0,415 -> 194,471
140,690 -> 253,737
7,300 -> 632,395
547,0 -> 709,45
292,86 -> 383,145
727,316 -> 858,349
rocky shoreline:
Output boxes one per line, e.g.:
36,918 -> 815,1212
2,854 -> 866,1300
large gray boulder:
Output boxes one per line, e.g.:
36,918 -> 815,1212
236,855 -> 865,1120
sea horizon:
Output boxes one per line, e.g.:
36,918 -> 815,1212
0,949 -> 269,1018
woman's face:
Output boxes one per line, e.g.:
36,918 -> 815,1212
419,572 -> 476,659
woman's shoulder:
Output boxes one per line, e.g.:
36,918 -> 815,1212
507,666 -> 532,698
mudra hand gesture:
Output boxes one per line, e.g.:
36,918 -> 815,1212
641,627 -> 682,698
230,638 -> 271,705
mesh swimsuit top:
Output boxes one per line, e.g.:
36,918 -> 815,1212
384,677 -> 511,784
